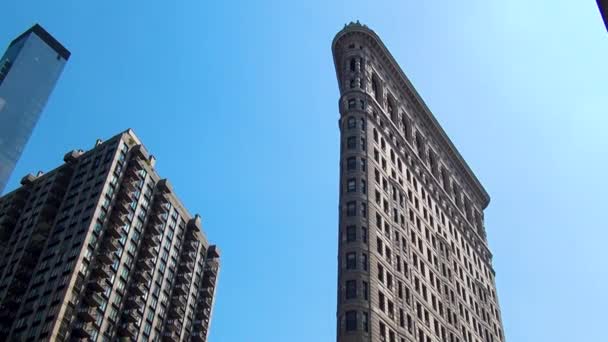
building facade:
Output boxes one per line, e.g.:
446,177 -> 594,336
0,24 -> 70,194
0,129 -> 219,341
333,23 -> 506,342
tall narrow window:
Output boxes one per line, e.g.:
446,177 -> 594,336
346,201 -> 356,216
346,157 -> 356,171
345,280 -> 357,299
347,116 -> 356,129
346,225 -> 356,242
345,311 -> 357,331
350,58 -> 356,72
347,178 -> 356,193
346,252 -> 357,269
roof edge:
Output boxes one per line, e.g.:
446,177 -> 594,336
10,23 -> 71,60
332,22 -> 491,209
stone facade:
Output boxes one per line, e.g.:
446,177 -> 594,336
0,129 -> 219,341
334,23 -> 505,342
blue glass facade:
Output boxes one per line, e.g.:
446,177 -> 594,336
0,24 -> 69,193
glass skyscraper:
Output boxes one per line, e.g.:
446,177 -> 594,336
0,24 -> 70,194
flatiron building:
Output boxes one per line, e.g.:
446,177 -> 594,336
333,23 -> 506,342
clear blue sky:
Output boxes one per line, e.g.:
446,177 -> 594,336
2,1 -> 607,341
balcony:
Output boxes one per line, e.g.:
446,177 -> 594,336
110,211 -> 127,226
173,283 -> 189,296
205,259 -> 220,274
142,234 -> 160,248
202,273 -> 216,288
72,322 -> 96,339
202,307 -> 211,319
82,291 -> 103,307
207,245 -> 220,259
200,288 -> 213,299
178,261 -> 194,273
162,330 -> 180,341
138,246 -> 154,259
125,166 -> 144,182
150,213 -> 164,226
166,319 -> 182,332
133,270 -> 152,284
101,238 -> 119,252
137,258 -> 154,272
105,223 -> 122,239
168,304 -> 185,319
123,309 -> 141,323
184,227 -> 197,241
114,200 -> 131,216
198,296 -> 213,308
117,323 -> 139,339
123,180 -> 137,193
181,251 -> 196,263
87,278 -> 105,293
146,223 -> 162,236
77,306 -> 99,322
91,264 -> 113,280
191,329 -> 207,342
175,273 -> 192,285
182,240 -> 197,252
125,296 -> 145,310
129,282 -> 146,297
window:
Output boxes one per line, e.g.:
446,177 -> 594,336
346,253 -> 356,270
347,117 -> 356,129
362,253 -> 368,271
361,180 -> 366,194
350,58 -> 356,72
345,280 -> 357,299
346,157 -> 356,171
347,136 -> 357,149
346,202 -> 356,216
347,179 -> 356,193
346,226 -> 356,242
345,311 -> 357,331
363,281 -> 369,300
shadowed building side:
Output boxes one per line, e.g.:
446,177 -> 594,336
0,129 -> 220,341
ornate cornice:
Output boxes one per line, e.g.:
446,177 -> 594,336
332,22 -> 491,210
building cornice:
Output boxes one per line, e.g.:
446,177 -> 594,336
332,22 -> 491,209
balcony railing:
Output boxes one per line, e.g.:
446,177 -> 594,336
117,323 -> 139,339
91,264 -> 113,279
87,278 -> 106,293
173,283 -> 189,296
133,270 -> 152,283
77,306 -> 99,322
125,296 -> 145,310
82,291 -> 103,307
72,322 -> 96,339
175,273 -> 192,285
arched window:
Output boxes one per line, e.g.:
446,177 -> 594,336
350,58 -> 357,72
